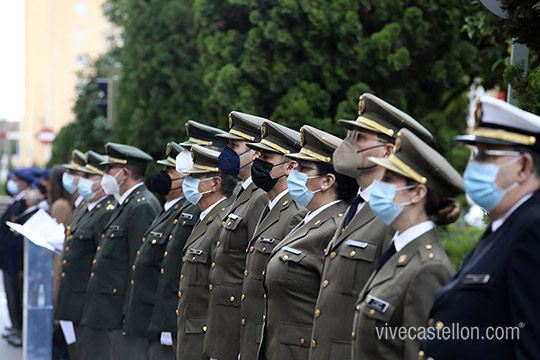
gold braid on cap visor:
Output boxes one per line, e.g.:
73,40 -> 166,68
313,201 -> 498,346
188,137 -> 213,146
299,148 -> 331,163
356,116 -> 395,137
473,127 -> 536,146
230,129 -> 255,141
388,154 -> 427,184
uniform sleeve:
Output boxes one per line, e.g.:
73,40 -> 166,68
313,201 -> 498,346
508,222 -> 540,359
402,263 -> 453,360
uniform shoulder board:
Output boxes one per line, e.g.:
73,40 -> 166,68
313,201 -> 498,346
419,243 -> 441,262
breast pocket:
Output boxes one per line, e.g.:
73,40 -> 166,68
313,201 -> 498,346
71,231 -> 96,258
174,215 -> 198,249
101,226 -> 124,258
337,241 -> 378,294
182,249 -> 209,285
277,250 -> 309,289
146,231 -> 168,265
356,295 -> 397,352
222,214 -> 246,251
250,237 -> 281,280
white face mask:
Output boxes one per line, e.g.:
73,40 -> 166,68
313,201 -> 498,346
176,149 -> 194,174
101,168 -> 124,195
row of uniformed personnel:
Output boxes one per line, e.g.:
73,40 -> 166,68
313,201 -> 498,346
54,92 -> 540,360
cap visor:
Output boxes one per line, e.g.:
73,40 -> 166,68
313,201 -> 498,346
368,157 -> 412,180
246,142 -> 282,153
179,141 -> 195,148
285,153 -> 325,163
338,119 -> 384,136
215,133 -> 246,141
78,166 -> 100,175
453,134 -> 516,147
157,159 -> 175,167
182,167 -> 214,175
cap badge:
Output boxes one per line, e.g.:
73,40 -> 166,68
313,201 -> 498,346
261,124 -> 267,138
474,99 -> 482,128
228,115 -> 233,129
166,143 -> 171,156
358,97 -> 366,115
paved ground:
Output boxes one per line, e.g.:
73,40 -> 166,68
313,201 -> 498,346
0,271 -> 23,360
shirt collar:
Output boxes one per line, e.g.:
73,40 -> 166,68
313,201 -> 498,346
491,192 -> 534,232
87,195 -> 109,212
118,182 -> 144,205
357,184 -> 372,203
268,190 -> 288,211
392,220 -> 435,252
14,190 -> 27,202
74,195 -> 84,207
164,197 -> 183,212
241,177 -> 252,190
199,197 -> 227,221
303,200 -> 342,225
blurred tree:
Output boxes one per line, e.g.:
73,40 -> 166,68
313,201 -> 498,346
501,0 -> 540,114
48,53 -> 117,166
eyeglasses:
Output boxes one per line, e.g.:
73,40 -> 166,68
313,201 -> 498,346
347,129 -> 387,145
294,163 -> 319,172
469,148 -> 521,162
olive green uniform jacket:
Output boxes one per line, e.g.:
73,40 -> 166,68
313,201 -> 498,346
123,197 -> 193,339
80,184 -> 160,329
177,198 -> 232,360
351,229 -> 454,360
239,192 -> 307,360
55,196 -> 116,322
148,202 -> 201,334
203,181 -> 267,360
309,203 -> 395,360
258,201 -> 349,360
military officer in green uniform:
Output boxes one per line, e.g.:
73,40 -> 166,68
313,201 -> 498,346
63,149 -> 90,229
180,120 -> 229,150
238,121 -> 307,360
309,94 -> 433,360
80,142 -> 161,360
351,128 -> 460,359
55,151 -> 117,360
122,142 -> 196,359
176,145 -> 236,360
203,111 -> 269,360
258,125 -> 356,360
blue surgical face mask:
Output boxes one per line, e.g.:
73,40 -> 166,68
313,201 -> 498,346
78,177 -> 97,201
62,172 -> 78,194
287,169 -> 322,208
369,180 -> 417,225
218,146 -> 252,177
463,158 -> 520,212
182,175 -> 214,205
7,180 -> 19,196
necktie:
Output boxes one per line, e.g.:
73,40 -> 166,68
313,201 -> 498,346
342,195 -> 364,228
375,243 -> 397,272
260,204 -> 270,221
237,187 -> 245,199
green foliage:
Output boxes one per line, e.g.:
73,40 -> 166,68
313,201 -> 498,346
439,223 -> 484,269
501,0 -> 540,53
48,53 -> 117,166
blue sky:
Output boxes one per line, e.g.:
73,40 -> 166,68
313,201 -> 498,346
0,2 -> 24,122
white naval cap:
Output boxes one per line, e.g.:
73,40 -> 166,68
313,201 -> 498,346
455,95 -> 540,150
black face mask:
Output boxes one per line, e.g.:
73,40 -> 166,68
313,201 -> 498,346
251,158 -> 287,192
151,170 -> 182,196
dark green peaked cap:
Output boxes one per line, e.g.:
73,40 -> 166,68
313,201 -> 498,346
180,120 -> 229,149
286,125 -> 342,164
369,128 -> 464,197
79,151 -> 107,175
182,145 -> 221,174
247,121 -> 302,154
338,93 -> 433,143
100,142 -> 153,167
157,142 -> 184,167
63,149 -> 86,171
216,111 -> 267,143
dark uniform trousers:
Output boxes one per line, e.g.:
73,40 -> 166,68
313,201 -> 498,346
239,192 -> 306,360
177,198 -> 232,360
309,203 -> 394,360
421,190 -> 540,360
351,229 -> 454,360
258,201 -> 348,360
203,182 -> 267,360
80,185 -> 160,360
148,202 -> 201,360
0,198 -> 27,333
54,196 -> 116,360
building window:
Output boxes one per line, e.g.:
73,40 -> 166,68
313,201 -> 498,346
74,2 -> 87,15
